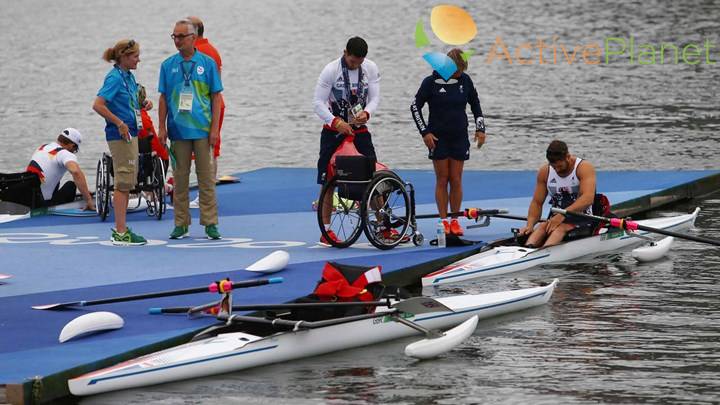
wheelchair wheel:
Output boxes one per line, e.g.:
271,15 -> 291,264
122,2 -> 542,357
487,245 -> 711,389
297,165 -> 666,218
361,171 -> 411,250
95,153 -> 112,222
146,157 -> 166,220
316,176 -> 364,248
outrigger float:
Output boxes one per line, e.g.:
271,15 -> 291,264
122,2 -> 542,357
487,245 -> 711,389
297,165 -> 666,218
65,259 -> 558,396
423,208 -> 702,286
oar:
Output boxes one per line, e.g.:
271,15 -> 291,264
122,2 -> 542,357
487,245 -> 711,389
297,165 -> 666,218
32,277 -> 283,310
416,208 -> 508,220
32,251 -> 290,310
150,300 -> 394,314
465,209 -> 549,223
552,207 -> 720,246
151,296 -> 452,315
215,296 -> 450,329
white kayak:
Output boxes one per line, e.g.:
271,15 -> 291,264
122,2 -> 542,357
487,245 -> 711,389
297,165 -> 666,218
423,208 -> 700,286
69,280 -> 558,396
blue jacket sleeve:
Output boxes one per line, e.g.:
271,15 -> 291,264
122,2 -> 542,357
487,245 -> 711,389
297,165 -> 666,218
466,75 -> 485,133
411,77 -> 432,136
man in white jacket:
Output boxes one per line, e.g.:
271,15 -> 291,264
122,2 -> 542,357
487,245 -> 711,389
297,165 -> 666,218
312,36 -> 380,245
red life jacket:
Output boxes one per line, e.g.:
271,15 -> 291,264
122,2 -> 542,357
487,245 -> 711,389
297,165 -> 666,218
592,193 -> 614,235
313,262 -> 383,302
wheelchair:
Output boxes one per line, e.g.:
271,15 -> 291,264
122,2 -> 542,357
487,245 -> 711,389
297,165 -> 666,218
316,136 -> 423,250
95,137 -> 166,221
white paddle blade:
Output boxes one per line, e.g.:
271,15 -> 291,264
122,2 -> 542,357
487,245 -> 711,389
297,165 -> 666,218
632,236 -> 673,263
245,250 -> 290,273
405,315 -> 478,360
59,311 -> 124,343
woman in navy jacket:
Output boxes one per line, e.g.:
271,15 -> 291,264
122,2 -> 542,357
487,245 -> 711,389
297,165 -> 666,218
411,48 -> 486,236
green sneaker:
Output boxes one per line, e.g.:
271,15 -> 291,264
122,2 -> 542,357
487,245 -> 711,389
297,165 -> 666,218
205,224 -> 221,240
111,228 -> 147,246
169,225 -> 189,239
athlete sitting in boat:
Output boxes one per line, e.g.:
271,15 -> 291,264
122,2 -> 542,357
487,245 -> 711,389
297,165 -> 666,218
0,128 -> 94,210
519,140 -> 598,247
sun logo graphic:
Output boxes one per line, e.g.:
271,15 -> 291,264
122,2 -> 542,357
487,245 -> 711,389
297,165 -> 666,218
415,5 -> 477,80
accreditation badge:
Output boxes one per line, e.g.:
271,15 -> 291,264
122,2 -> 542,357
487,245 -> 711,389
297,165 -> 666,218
350,103 -> 364,119
179,88 -> 194,112
135,108 -> 143,130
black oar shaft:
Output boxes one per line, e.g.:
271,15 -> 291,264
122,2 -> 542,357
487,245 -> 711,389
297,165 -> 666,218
218,310 -> 397,329
35,277 -> 283,310
416,209 -> 504,220
415,210 -> 467,220
634,223 -> 720,246
151,300 -> 391,314
86,278 -> 282,306
555,208 -> 720,247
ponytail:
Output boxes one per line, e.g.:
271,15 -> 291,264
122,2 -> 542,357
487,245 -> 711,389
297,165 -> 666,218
102,47 -> 116,63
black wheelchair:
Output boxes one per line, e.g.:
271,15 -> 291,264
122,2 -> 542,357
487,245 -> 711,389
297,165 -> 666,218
317,145 -> 423,250
96,137 -> 166,221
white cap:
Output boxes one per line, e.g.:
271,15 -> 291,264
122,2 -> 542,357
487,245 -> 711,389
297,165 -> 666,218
61,128 -> 83,151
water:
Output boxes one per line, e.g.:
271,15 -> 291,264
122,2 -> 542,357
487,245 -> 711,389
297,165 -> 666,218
1,0 -> 719,403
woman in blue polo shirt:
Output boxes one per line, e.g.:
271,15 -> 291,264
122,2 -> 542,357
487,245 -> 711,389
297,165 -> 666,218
410,48 -> 487,237
93,39 -> 150,246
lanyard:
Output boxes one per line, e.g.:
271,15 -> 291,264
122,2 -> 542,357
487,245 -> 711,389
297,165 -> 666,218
115,65 -> 138,109
340,56 -> 365,107
180,60 -> 196,86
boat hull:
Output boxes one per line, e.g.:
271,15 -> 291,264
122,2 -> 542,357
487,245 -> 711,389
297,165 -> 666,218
68,280 -> 557,396
422,208 -> 700,286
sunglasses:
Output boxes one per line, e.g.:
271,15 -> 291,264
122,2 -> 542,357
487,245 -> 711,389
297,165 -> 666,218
170,33 -> 194,40
122,39 -> 136,54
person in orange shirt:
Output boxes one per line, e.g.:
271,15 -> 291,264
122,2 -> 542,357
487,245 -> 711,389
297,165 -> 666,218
188,16 -> 224,182
137,84 -> 170,167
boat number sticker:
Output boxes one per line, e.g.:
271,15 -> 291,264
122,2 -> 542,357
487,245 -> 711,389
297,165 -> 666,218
601,229 -> 625,241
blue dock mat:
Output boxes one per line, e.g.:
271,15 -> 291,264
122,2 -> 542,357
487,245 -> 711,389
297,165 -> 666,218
0,168 -> 717,384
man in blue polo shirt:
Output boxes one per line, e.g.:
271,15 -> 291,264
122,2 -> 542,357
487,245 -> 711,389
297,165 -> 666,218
158,18 -> 223,240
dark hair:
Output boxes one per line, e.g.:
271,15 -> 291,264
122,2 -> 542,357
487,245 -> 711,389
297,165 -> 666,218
346,37 -> 368,57
546,140 -> 569,162
57,134 -> 77,152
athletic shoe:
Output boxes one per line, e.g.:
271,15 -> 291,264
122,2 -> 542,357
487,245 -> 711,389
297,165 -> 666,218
450,218 -> 464,236
380,228 -> 411,243
189,195 -> 200,209
111,228 -> 147,246
205,224 -> 222,240
442,219 -> 451,234
319,229 -> 339,246
169,225 -> 189,239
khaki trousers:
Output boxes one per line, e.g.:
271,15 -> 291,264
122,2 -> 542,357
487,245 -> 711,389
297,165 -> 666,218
107,137 -> 138,192
171,138 -> 218,226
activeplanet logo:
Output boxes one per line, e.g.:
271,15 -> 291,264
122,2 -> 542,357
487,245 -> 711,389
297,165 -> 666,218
415,5 -> 478,80
415,4 -> 718,67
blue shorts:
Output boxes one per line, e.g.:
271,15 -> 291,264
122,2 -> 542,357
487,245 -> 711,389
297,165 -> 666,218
317,127 -> 376,184
428,134 -> 470,161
